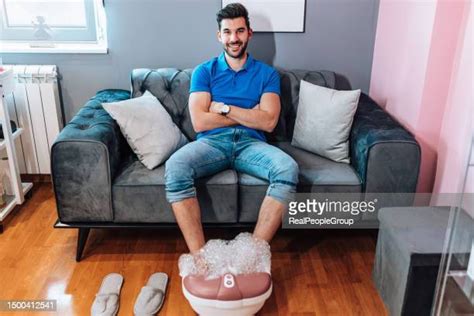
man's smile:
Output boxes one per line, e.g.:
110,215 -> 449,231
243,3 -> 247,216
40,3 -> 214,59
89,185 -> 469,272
229,43 -> 242,50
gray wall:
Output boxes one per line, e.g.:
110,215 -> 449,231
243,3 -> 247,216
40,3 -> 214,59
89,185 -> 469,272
2,0 -> 379,122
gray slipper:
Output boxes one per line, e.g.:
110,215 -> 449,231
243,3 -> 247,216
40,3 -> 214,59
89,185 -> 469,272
91,273 -> 124,316
134,272 -> 168,316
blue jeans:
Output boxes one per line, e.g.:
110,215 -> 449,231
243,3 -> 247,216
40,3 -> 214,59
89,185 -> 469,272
165,128 -> 299,204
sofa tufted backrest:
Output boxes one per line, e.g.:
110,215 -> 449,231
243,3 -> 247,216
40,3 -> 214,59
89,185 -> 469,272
131,68 -> 337,141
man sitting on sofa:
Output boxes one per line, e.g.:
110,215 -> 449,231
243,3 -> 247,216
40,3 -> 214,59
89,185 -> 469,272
165,3 -> 299,262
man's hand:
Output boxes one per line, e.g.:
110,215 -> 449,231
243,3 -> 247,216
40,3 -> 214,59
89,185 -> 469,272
209,101 -> 225,114
225,93 -> 280,133
189,92 -> 238,133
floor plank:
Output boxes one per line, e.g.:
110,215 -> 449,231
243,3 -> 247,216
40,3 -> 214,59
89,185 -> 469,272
0,184 -> 388,315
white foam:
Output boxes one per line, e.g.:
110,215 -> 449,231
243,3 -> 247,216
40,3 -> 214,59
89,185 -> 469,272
179,232 -> 271,279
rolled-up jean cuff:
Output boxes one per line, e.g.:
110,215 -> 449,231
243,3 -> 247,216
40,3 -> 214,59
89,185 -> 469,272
166,187 -> 197,204
266,183 -> 296,205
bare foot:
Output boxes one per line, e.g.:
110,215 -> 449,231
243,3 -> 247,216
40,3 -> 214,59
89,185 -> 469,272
192,249 -> 209,276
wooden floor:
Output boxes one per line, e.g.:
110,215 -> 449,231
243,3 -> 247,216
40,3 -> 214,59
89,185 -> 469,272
0,183 -> 388,316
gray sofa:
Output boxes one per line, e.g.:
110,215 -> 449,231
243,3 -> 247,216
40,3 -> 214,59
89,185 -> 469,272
51,68 -> 421,260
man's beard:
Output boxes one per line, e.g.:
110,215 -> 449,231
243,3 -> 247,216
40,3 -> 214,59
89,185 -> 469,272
223,40 -> 248,59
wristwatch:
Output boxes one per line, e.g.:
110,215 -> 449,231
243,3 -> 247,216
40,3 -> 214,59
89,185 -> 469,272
220,104 -> 231,115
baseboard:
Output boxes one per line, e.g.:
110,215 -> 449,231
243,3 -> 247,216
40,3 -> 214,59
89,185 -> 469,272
20,174 -> 52,183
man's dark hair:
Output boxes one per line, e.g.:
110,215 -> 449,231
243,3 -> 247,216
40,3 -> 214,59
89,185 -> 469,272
217,3 -> 250,30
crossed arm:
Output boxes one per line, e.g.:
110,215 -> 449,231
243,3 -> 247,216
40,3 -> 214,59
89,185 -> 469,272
189,92 -> 281,133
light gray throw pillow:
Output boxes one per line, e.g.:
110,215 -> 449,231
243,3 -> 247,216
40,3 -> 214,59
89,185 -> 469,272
291,80 -> 361,163
102,91 -> 188,169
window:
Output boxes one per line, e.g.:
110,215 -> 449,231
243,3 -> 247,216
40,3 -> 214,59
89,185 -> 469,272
0,0 -> 107,53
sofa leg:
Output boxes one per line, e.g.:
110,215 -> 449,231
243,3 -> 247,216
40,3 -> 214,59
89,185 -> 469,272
76,228 -> 90,262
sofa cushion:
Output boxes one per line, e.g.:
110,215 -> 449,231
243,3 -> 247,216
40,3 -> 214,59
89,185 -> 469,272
131,68 -> 196,140
291,80 -> 360,163
238,142 -> 361,222
112,157 -> 238,223
240,142 -> 361,186
102,91 -> 188,170
269,69 -> 337,141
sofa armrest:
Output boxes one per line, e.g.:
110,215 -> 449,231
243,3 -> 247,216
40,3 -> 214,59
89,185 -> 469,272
350,94 -> 421,193
51,89 -> 131,222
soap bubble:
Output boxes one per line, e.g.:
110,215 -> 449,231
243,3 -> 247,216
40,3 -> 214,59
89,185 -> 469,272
178,232 -> 271,279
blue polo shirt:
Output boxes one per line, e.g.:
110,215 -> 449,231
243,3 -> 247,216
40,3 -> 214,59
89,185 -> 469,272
190,52 -> 280,141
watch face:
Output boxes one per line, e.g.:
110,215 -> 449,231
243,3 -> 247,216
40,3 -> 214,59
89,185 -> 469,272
222,104 -> 230,114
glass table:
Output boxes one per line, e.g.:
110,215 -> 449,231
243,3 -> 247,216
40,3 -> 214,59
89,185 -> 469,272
433,136 -> 474,315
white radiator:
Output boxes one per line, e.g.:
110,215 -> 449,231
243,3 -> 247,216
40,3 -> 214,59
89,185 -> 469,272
2,65 -> 63,174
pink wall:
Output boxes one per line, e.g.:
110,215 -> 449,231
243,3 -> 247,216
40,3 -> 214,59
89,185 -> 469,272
370,0 -> 471,193
433,7 -> 472,194
370,1 -> 436,131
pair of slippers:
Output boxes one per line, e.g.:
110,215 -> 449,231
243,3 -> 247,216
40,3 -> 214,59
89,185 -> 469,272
91,272 -> 168,316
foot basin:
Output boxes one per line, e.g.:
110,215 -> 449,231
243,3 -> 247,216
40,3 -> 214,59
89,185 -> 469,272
182,272 -> 272,316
